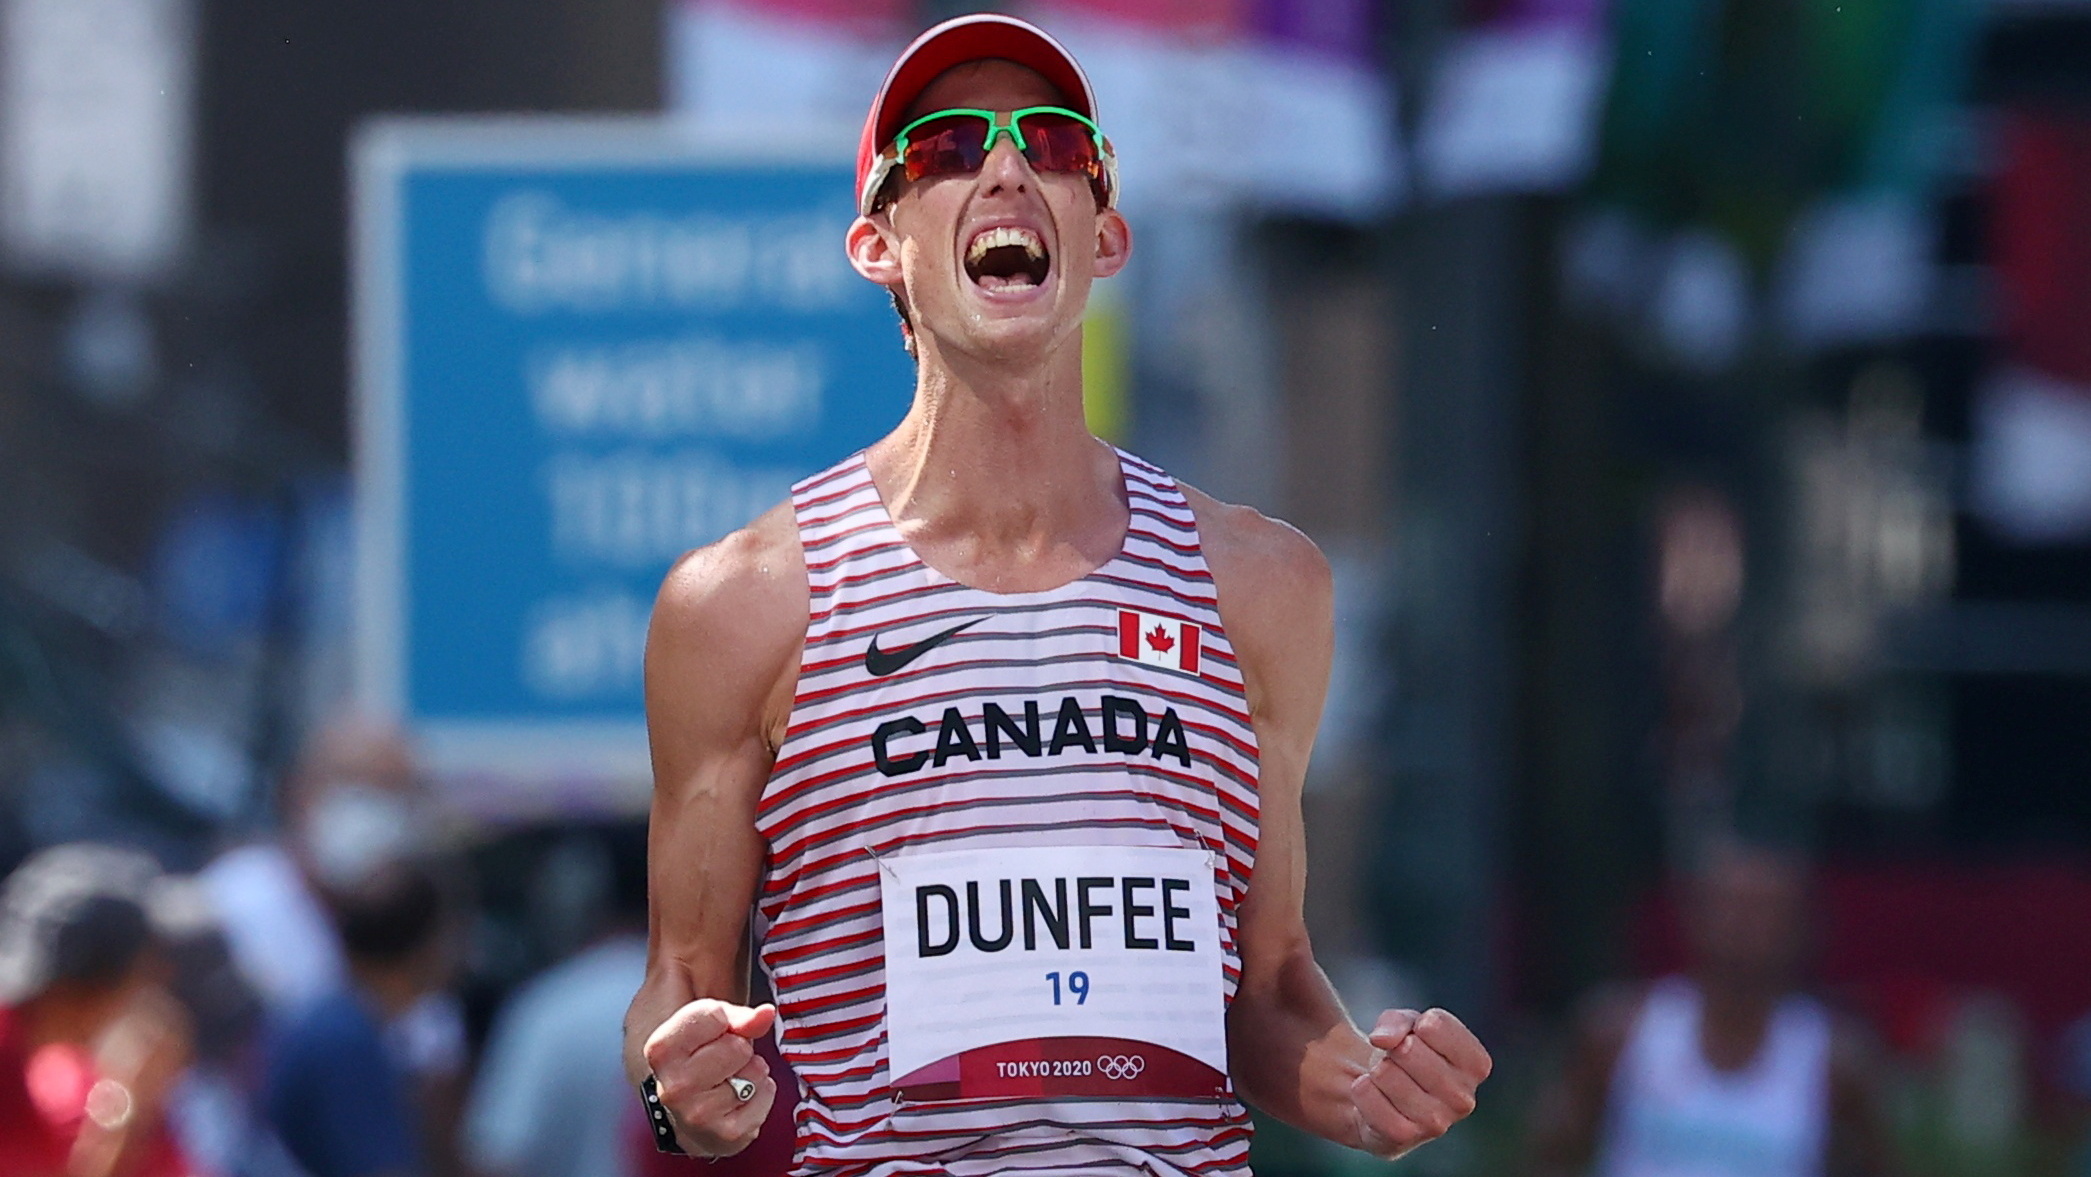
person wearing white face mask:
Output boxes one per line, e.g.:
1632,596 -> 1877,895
264,844 -> 464,1177
198,720 -> 471,1174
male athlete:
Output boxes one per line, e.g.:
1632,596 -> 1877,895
624,15 -> 1491,1174
1530,843 -> 1896,1177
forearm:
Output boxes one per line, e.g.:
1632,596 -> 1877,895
1228,945 -> 1375,1148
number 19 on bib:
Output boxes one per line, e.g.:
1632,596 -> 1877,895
877,844 -> 1232,1102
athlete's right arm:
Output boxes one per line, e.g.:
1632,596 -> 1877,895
622,501 -> 807,1157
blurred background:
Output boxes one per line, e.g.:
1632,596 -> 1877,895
1,0 -> 2089,1175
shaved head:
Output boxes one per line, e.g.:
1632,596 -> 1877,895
1687,840 -> 1812,994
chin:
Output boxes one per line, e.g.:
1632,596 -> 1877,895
927,282 -> 1066,351
958,308 -> 1073,360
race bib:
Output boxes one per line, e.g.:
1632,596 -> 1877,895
876,844 -> 1230,1103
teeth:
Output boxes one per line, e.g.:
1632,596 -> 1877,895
967,226 -> 1046,264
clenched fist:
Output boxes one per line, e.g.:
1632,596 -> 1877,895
643,998 -> 781,1157
1349,1007 -> 1491,1159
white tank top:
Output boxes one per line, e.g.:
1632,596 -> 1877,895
756,449 -> 1260,1176
1597,977 -> 1832,1177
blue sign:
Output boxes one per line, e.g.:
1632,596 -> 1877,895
353,119 -> 913,805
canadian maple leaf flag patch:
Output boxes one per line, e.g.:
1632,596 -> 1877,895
1117,609 -> 1201,674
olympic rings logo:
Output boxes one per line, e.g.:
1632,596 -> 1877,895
1097,1054 -> 1146,1081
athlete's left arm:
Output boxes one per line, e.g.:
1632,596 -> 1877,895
1189,488 -> 1492,1160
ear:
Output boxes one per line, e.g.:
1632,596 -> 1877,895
1092,208 -> 1132,281
846,214 -> 904,287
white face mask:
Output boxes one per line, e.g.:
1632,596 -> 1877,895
299,782 -> 418,891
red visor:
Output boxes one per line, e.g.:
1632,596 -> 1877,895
856,14 -> 1102,215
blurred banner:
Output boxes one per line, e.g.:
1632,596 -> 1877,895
350,118 -> 912,814
0,0 -> 195,283
1568,0 -> 1980,367
1416,0 -> 1610,199
1974,109 -> 2091,544
1031,0 -> 1400,218
667,0 -> 908,132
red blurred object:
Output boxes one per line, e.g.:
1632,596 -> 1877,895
629,1030 -> 800,1176
0,1007 -> 190,1177
1635,860 -> 2091,1055
0,1007 -> 69,1177
1996,110 -> 2091,388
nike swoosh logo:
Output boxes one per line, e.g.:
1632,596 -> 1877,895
864,617 -> 986,677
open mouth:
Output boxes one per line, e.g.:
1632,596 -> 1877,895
964,225 -> 1051,291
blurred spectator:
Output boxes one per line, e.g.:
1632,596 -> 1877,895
2062,1011 -> 2091,1177
0,843 -> 194,1177
461,832 -> 645,1177
1529,841 -> 1898,1177
264,853 -> 462,1177
201,720 -> 428,1016
202,720 -> 472,1177
148,879 -> 305,1177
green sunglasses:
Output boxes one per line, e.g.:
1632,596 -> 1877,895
862,105 -> 1118,214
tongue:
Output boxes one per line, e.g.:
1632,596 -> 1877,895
975,272 -> 1037,290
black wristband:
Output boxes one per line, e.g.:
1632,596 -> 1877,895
642,1073 -> 686,1155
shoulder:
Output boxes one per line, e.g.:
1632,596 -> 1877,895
651,500 -> 805,645
1176,483 -> 1332,612
646,500 -> 805,736
271,990 -> 388,1076
300,989 -> 385,1041
1174,482 -> 1332,721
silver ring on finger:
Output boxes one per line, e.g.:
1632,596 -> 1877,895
727,1077 -> 756,1103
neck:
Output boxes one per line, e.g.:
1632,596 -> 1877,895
18,988 -> 120,1051
1693,972 -> 1782,1070
868,331 -> 1125,590
348,957 -> 426,1022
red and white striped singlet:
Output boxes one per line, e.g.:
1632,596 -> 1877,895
756,448 -> 1261,1175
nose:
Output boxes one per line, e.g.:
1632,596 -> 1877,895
979,132 -> 1034,199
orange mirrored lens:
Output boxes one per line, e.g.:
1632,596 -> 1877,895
901,115 -> 989,182
1015,114 -> 1101,181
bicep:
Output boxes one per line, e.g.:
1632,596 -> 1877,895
1205,508 -> 1334,974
